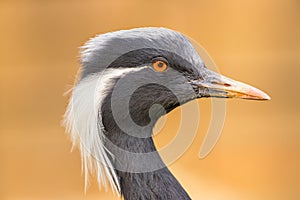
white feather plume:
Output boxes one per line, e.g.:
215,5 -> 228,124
63,68 -> 144,194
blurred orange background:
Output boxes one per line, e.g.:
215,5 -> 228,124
1,0 -> 299,199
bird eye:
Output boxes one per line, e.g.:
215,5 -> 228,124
152,60 -> 168,72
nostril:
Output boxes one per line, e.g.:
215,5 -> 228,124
211,81 -> 231,87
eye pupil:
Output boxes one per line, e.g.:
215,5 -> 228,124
157,62 -> 164,68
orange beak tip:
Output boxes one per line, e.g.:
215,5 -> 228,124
242,87 -> 271,100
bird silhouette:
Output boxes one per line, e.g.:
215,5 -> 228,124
64,27 -> 270,200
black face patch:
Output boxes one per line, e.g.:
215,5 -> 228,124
106,48 -> 200,80
99,48 -> 204,139
128,83 -> 180,126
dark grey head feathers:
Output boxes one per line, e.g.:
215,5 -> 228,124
80,27 -> 204,80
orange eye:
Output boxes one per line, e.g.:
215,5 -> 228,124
152,60 -> 168,72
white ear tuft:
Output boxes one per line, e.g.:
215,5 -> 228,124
63,73 -> 120,194
63,67 -> 146,194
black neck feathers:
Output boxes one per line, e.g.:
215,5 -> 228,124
101,86 -> 191,200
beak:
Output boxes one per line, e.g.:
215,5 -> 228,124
192,69 -> 271,100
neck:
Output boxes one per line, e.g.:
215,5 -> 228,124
101,88 -> 190,199
118,165 -> 191,199
104,129 -> 191,200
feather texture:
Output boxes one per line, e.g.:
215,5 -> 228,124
63,67 -> 145,194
